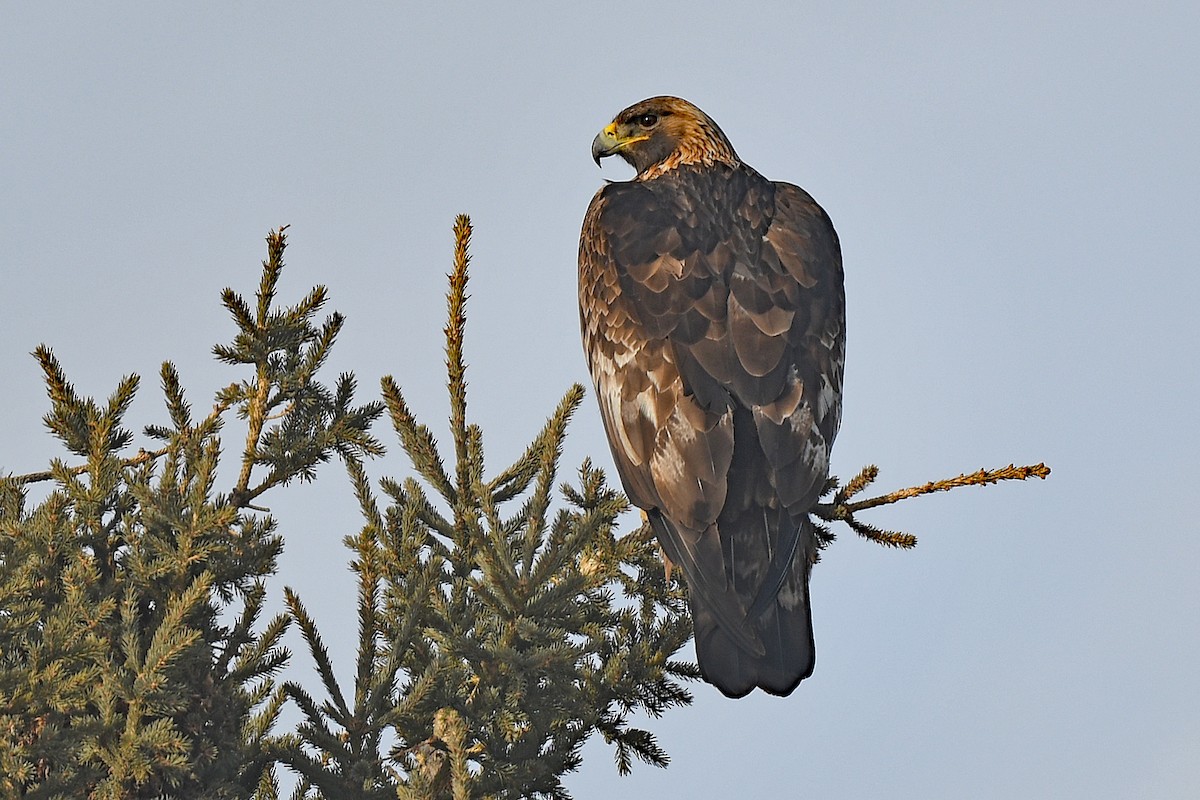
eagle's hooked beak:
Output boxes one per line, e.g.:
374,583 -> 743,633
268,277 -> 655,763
591,123 -> 621,167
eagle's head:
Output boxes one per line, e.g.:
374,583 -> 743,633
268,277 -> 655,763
591,96 -> 740,179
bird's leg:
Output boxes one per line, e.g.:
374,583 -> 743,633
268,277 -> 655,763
642,510 -> 675,584
660,545 -> 675,585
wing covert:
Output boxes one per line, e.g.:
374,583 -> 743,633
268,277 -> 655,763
579,145 -> 846,696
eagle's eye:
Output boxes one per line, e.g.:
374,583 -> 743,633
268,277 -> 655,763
635,114 -> 659,129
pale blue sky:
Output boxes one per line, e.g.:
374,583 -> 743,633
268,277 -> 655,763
3,3 -> 1198,797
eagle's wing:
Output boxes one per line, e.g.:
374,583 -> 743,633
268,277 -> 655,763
579,166 -> 844,696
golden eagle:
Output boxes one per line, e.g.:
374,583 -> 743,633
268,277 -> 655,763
579,96 -> 845,697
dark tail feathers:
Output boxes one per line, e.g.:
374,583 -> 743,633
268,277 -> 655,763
690,518 -> 816,698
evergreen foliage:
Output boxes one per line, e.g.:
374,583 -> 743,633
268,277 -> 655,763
277,216 -> 697,799
0,221 -> 696,800
0,228 -> 383,798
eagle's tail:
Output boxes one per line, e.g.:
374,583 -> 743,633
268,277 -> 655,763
691,515 -> 816,698
647,512 -> 765,659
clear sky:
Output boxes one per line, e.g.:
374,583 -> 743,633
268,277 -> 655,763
2,3 -> 1197,797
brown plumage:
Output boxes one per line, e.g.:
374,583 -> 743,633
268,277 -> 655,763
578,96 -> 845,697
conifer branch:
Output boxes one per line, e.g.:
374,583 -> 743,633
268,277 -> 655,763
813,462 -> 1051,549
10,381 -> 238,487
233,227 -> 290,503
446,215 -> 472,502
382,379 -> 457,506
280,217 -> 696,798
2,226 -> 378,798
8,447 -> 169,486
217,227 -> 384,510
434,708 -> 472,800
283,588 -> 349,719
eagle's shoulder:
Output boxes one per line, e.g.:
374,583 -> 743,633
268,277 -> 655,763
762,180 -> 843,287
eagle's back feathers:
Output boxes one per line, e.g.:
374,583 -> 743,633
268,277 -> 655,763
580,105 -> 844,698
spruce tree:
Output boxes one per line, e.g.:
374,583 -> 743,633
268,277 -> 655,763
0,228 -> 383,798
277,217 -> 697,800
